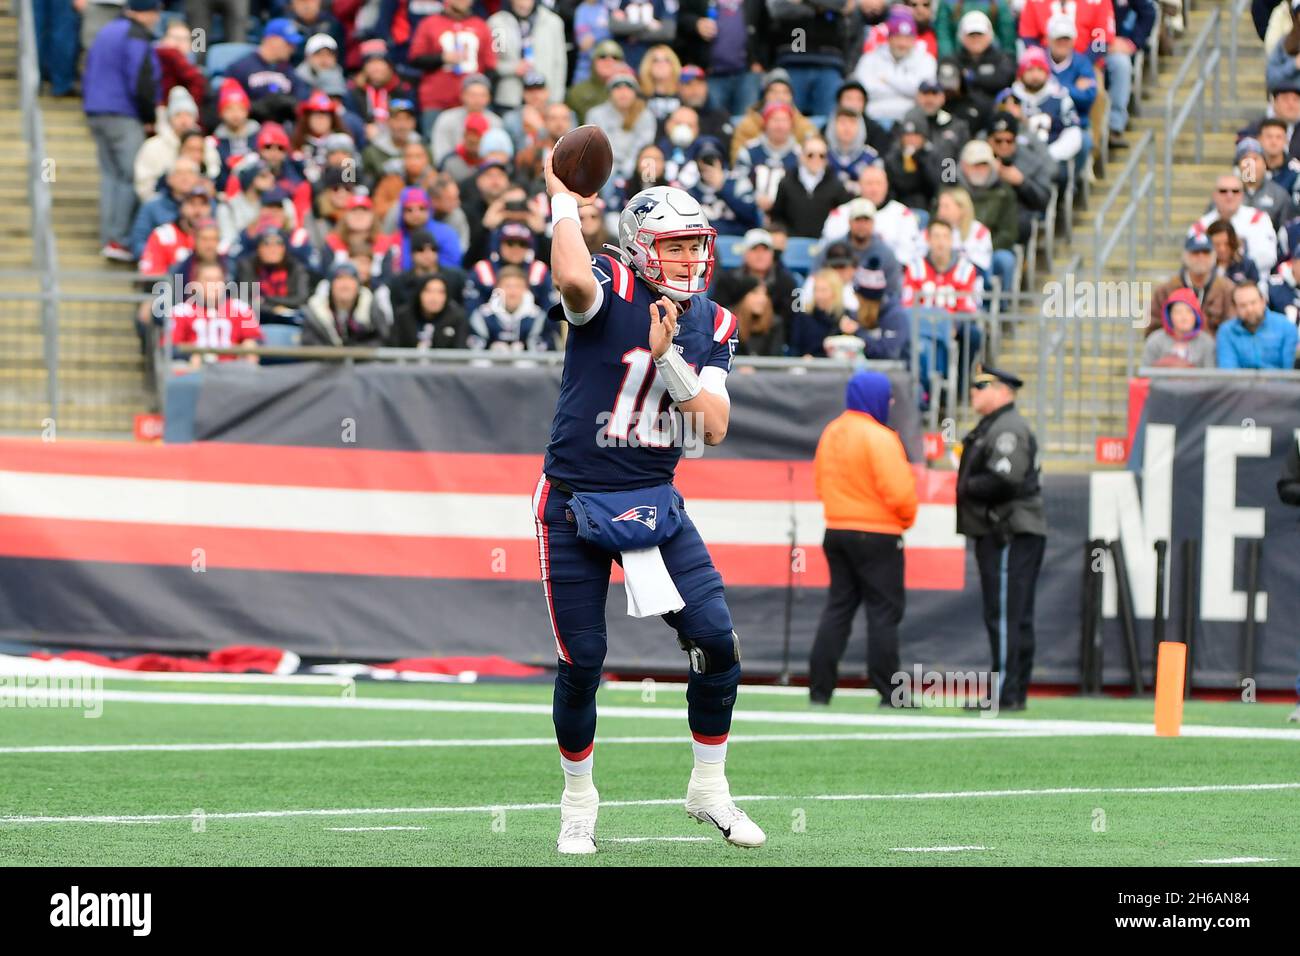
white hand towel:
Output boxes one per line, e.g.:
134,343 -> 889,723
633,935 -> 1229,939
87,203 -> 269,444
622,546 -> 685,617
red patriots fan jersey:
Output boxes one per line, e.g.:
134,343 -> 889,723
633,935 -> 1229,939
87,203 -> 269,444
542,253 -> 739,492
170,299 -> 264,359
901,256 -> 982,315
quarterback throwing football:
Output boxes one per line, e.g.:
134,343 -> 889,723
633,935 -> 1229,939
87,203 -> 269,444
532,156 -> 766,854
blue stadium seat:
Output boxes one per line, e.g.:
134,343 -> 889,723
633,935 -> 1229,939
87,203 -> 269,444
781,236 -> 819,275
205,42 -> 256,80
259,323 -> 301,364
717,236 -> 745,270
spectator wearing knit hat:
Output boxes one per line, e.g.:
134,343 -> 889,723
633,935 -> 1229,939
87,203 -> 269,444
856,6 -> 938,126
431,74 -> 506,167
585,69 -> 658,185
454,125 -> 518,184
348,40 -> 416,137
566,39 -> 623,121
730,68 -> 822,161
302,260 -> 388,346
883,111 -> 942,210
826,106 -> 881,188
218,162 -> 287,249
135,86 -> 209,204
469,221 -> 555,311
233,224 -> 312,323
83,0 -> 163,261
909,77 -> 971,169
213,80 -> 261,173
230,189 -> 315,265
684,137 -> 762,236
1009,45 -> 1082,181
382,186 -> 464,274
1237,137 -> 1296,230
377,228 -> 472,316
734,101 -> 801,210
361,99 -> 428,185
985,111 -> 1054,243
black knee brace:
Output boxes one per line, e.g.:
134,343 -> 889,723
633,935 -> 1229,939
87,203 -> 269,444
678,630 -> 741,675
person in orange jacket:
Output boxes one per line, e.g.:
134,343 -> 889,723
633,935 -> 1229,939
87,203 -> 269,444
809,369 -> 918,705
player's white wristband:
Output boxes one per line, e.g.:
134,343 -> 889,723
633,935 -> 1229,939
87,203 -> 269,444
550,193 -> 580,226
654,348 -> 702,404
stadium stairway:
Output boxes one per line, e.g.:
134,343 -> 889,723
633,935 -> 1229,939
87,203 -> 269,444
0,7 -> 149,437
958,2 -> 1259,464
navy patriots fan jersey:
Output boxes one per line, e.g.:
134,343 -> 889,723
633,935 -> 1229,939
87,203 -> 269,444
542,253 -> 740,492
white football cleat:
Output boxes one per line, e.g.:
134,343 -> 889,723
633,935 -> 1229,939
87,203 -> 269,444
685,770 -> 766,848
556,786 -> 599,855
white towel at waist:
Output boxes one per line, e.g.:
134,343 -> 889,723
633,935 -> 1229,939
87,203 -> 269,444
622,546 -> 685,617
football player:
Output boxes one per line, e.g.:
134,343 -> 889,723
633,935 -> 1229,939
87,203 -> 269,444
534,155 -> 766,854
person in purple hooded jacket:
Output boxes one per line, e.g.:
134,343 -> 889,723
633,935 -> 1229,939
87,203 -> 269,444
83,0 -> 162,261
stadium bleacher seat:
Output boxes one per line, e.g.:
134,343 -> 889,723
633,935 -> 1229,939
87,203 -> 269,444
259,323 -> 302,364
781,237 -> 819,276
205,42 -> 256,80
717,236 -> 745,270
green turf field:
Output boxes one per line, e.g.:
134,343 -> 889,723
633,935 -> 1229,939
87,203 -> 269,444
1,676 -> 1297,866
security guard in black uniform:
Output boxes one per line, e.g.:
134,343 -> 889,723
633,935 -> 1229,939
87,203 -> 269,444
956,366 -> 1047,711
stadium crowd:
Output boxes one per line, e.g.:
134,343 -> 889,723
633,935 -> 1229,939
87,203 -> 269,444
23,0 -> 1297,372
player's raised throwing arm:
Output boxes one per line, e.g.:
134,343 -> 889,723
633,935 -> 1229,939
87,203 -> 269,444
545,155 -> 600,318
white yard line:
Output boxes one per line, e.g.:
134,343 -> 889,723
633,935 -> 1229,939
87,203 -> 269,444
326,826 -> 427,832
891,846 -> 990,853
0,730 -> 1102,756
1191,857 -> 1280,864
3,782 -> 1297,826
601,837 -> 712,843
8,688 -> 1300,741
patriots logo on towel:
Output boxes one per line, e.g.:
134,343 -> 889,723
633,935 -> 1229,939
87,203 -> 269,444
612,506 -> 657,531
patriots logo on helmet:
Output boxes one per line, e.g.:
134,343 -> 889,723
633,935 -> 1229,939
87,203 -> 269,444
626,196 -> 659,224
612,505 -> 657,530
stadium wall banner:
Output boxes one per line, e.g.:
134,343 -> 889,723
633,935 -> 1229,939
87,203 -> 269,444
0,365 -> 1295,689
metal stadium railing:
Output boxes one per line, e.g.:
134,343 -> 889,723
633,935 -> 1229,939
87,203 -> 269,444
14,0 -> 61,422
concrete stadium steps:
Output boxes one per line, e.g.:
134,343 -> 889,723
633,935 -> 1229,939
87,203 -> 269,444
0,6 -> 147,436
1033,2 -> 1261,461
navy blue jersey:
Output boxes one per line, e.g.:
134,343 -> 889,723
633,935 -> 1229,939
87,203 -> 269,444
543,253 -> 740,492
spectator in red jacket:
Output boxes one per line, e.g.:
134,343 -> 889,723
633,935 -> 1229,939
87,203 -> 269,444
1020,0 -> 1115,64
170,260 -> 263,368
408,0 -> 498,134
155,18 -> 207,117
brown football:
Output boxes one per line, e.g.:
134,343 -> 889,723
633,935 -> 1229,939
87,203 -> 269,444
551,125 -> 614,198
